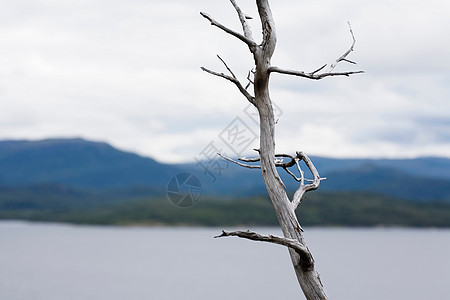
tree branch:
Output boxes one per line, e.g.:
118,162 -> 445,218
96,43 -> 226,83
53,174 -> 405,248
274,153 -> 296,168
229,0 -> 255,43
283,165 -> 301,182
218,153 -> 260,169
216,55 -> 237,78
239,156 -> 261,163
327,22 -> 357,73
201,56 -> 255,104
245,69 -> 254,90
269,66 -> 364,80
200,12 -> 257,52
215,230 -> 314,271
292,152 -> 322,209
217,151 -> 323,195
218,152 -> 322,188
268,22 -> 364,80
311,64 -> 327,75
218,153 -> 295,169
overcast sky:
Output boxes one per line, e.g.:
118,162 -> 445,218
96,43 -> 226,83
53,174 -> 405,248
0,0 -> 449,163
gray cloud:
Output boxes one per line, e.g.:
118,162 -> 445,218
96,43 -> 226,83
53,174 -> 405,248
0,0 -> 449,162
414,116 -> 450,143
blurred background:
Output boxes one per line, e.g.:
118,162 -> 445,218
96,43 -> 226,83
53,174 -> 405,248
0,0 -> 449,299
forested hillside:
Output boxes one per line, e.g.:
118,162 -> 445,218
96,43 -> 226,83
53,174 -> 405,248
1,138 -> 449,226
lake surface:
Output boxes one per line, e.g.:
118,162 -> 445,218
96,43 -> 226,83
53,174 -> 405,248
0,221 -> 449,300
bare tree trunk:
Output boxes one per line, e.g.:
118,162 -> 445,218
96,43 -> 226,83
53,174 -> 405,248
253,6 -> 327,296
201,1 -> 363,299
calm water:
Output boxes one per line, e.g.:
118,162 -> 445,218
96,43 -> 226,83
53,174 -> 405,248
1,221 -> 449,300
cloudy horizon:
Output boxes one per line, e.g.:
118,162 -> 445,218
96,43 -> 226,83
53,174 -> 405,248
1,0 -> 449,163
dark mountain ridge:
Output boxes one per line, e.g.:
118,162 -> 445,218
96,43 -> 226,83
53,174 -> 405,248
0,138 -> 180,189
0,138 -> 449,202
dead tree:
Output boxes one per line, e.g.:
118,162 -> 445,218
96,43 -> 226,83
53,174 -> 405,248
200,1 -> 363,299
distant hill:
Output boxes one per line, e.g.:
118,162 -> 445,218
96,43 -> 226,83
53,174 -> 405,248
0,138 -> 180,190
307,156 -> 450,180
0,138 -> 449,202
178,157 -> 450,202
319,164 -> 450,201
1,138 -> 450,227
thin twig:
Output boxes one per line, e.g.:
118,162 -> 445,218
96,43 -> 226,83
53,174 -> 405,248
245,70 -> 254,90
268,66 -> 364,80
311,64 -> 327,75
268,22 -> 364,80
200,12 -> 257,52
218,153 -> 260,169
201,66 -> 255,104
217,55 -> 236,78
283,166 -> 301,181
327,21 -> 357,72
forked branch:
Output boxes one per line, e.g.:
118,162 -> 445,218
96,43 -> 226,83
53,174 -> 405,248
218,151 -> 323,208
245,69 -> 255,90
327,22 -> 357,72
269,66 -> 364,80
217,153 -> 260,169
201,56 -> 255,104
269,22 -> 364,80
292,152 -> 322,209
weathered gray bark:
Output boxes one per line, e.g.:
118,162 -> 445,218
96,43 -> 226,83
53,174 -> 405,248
201,1 -> 362,299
